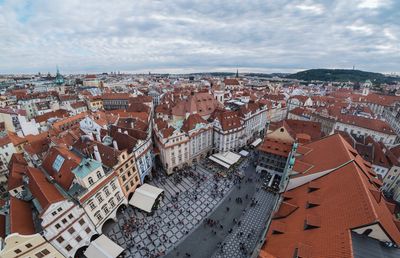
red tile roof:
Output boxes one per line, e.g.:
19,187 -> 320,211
9,197 -> 35,235
262,134 -> 400,258
34,109 -> 69,123
172,92 -> 220,118
27,167 -> 65,212
42,147 -> 81,190
258,136 -> 293,158
7,162 -> 26,190
212,109 -> 243,131
338,114 -> 395,135
182,114 -> 208,133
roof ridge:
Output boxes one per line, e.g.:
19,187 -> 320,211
351,158 -> 380,222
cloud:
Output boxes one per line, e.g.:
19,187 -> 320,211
0,0 -> 399,74
357,0 -> 392,9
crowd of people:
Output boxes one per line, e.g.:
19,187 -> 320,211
113,162 -> 233,258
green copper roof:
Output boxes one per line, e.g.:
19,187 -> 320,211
72,158 -> 102,179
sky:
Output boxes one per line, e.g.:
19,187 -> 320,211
0,0 -> 399,74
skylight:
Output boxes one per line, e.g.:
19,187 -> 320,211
52,155 -> 65,172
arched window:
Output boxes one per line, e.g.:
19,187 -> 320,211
88,177 -> 94,185
97,171 -> 102,180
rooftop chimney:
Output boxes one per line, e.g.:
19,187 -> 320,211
93,145 -> 102,163
113,140 -> 119,150
95,132 -> 101,142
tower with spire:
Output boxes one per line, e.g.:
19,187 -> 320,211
55,66 -> 64,85
236,69 -> 239,78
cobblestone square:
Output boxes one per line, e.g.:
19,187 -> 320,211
103,166 -> 233,257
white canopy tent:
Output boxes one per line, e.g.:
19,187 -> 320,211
84,234 -> 124,258
239,150 -> 249,157
209,155 -> 230,168
129,183 -> 164,213
251,138 -> 262,147
208,151 -> 241,169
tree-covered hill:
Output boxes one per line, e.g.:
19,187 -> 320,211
286,69 -> 399,83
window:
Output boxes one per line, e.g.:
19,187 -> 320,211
68,213 -> 73,219
111,181 -> 116,190
102,204 -> 109,214
79,218 -> 85,226
76,236 -> 82,242
116,192 -> 121,201
57,207 -> 62,212
35,252 -> 45,258
85,227 -> 91,233
15,249 -> 22,254
25,243 -> 33,248
56,236 -> 64,243
65,245 -> 72,251
55,223 -> 61,229
96,193 -> 103,203
110,198 -> 115,208
51,211 -> 57,216
89,201 -> 96,210
97,171 -> 102,180
104,187 -> 110,196
42,249 -> 50,255
68,227 -> 76,234
61,218 -> 67,224
95,211 -> 102,221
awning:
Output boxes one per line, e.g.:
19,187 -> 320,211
209,152 -> 241,169
209,155 -> 231,168
84,234 -> 124,258
251,138 -> 262,147
239,150 -> 249,157
129,183 -> 164,213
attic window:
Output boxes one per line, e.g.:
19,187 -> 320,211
308,187 -> 318,193
306,201 -> 320,209
272,229 -> 284,235
304,215 -> 320,230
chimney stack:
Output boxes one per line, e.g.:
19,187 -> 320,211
93,145 -> 102,163
113,140 -> 119,150
95,128 -> 101,142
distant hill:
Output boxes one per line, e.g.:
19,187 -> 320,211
286,69 -> 399,83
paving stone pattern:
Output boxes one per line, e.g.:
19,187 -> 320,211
211,186 -> 278,258
103,167 -> 233,258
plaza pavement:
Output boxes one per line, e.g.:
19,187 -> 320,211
103,165 -> 233,258
165,156 -> 279,258
104,152 -> 278,258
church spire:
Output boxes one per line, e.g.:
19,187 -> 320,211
236,69 -> 239,78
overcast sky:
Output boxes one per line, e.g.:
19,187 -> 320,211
0,0 -> 399,74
